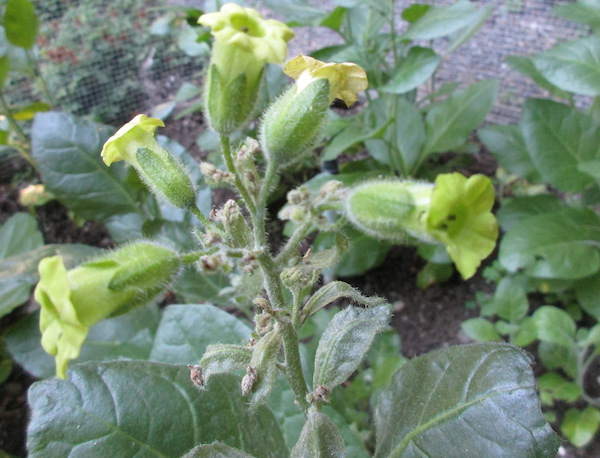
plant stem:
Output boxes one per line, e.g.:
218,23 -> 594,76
0,91 -> 31,147
190,205 -> 212,228
220,135 -> 256,214
280,320 -> 310,411
275,219 -> 313,266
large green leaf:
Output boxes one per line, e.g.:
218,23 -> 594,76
555,1 -> 600,31
3,0 -> 38,49
373,343 -> 561,457
533,36 -> 600,96
478,124 -> 541,183
27,363 -> 287,457
505,56 -> 571,100
31,112 -> 141,221
381,47 -> 440,95
520,99 -> 600,192
576,271 -> 600,320
313,305 -> 390,389
0,243 -> 98,318
6,303 -> 160,379
423,80 -> 498,156
183,443 -> 253,457
0,212 -> 43,315
499,208 -> 600,280
149,304 -> 252,364
0,212 -> 43,258
496,195 -> 566,232
172,267 -> 239,308
532,306 -> 577,348
402,0 -> 482,41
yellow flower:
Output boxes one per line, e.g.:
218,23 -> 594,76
198,3 -> 294,64
284,55 -> 368,107
101,114 -> 164,166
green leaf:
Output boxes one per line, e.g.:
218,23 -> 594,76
499,208 -> 600,279
0,212 -> 43,259
461,318 -> 502,342
0,243 -> 98,318
496,195 -> 565,232
27,363 -> 287,457
578,160 -> 600,182
173,268 -> 239,308
321,117 -> 389,162
512,317 -> 538,347
533,36 -> 600,96
402,0 -> 482,41
313,305 -> 391,389
291,411 -> 345,458
6,304 -> 160,379
423,80 -> 498,155
381,47 -> 441,94
401,4 -> 430,23
373,343 -> 561,457
3,0 -> 38,49
561,406 -> 600,448
446,6 -> 492,55
302,280 -> 385,321
478,124 -> 541,183
555,1 -> 600,31
314,227 -> 391,278
488,277 -> 529,323
538,341 -> 578,379
0,55 -> 9,88
538,372 -> 582,406
520,99 -> 600,192
533,306 -> 577,348
31,112 -> 141,221
150,304 -> 251,364
505,56 -> 571,100
183,443 -> 254,458
576,271 -> 600,320
12,101 -> 51,121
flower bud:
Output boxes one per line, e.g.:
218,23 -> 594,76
345,173 -> 498,279
199,4 -> 294,134
260,55 -> 368,169
101,114 -> 197,210
18,184 -> 54,207
34,241 -> 180,378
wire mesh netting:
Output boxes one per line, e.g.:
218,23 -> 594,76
0,0 -> 593,182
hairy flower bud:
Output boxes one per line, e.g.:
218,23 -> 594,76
260,55 -> 367,169
101,114 -> 197,210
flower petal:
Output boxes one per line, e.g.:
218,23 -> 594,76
101,114 -> 164,166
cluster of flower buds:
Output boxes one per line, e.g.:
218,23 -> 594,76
345,173 -> 498,279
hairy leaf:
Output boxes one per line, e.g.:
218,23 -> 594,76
150,304 -> 252,364
32,112 -> 140,221
374,343 -> 561,457
313,305 -> 391,389
27,363 -> 287,457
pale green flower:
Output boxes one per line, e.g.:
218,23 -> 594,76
101,114 -> 164,166
284,54 -> 368,107
198,3 -> 294,64
35,242 -> 180,378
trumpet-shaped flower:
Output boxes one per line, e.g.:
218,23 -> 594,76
345,173 -> 498,279
101,114 -> 197,210
284,54 -> 368,107
260,55 -> 368,169
199,4 -> 294,134
34,242 -> 180,378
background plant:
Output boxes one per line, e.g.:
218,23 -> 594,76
462,0 -> 600,448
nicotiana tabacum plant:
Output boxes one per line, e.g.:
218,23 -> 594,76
20,4 -> 560,457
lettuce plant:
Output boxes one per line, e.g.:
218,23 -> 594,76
0,3 -> 561,456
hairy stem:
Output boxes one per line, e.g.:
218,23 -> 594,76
220,135 -> 256,214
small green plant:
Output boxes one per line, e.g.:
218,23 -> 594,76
0,3 -> 560,457
466,0 -> 600,448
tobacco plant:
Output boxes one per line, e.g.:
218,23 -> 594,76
466,0 -> 600,448
0,3 -> 562,457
